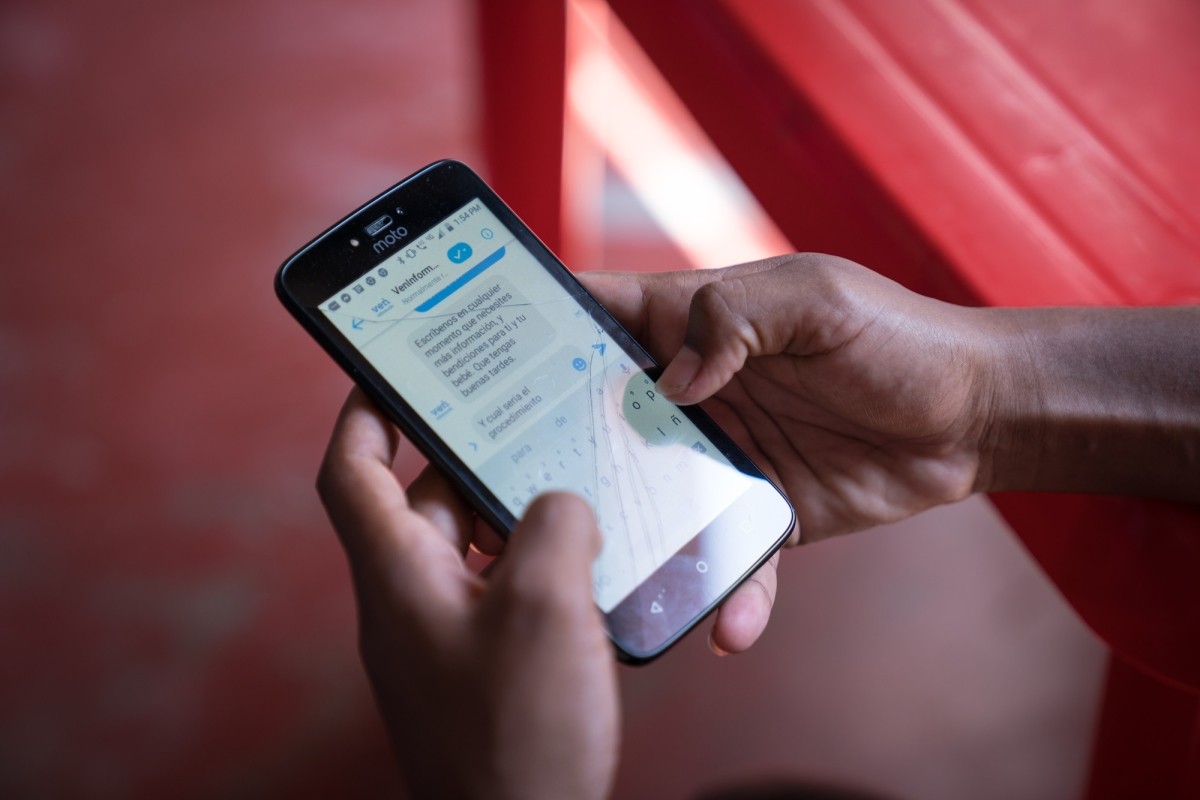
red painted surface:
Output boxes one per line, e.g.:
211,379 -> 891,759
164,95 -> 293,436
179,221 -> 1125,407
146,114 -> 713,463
0,0 -> 1183,794
607,0 -> 1200,687
0,1 -> 478,795
476,0 -> 567,252
596,0 -> 1200,793
1085,655 -> 1200,799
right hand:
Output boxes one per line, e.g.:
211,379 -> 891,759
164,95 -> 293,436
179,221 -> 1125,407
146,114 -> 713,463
581,253 -> 998,543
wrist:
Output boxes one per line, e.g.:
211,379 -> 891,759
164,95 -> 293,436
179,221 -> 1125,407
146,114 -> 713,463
971,306 -> 1200,501
970,308 -> 1048,494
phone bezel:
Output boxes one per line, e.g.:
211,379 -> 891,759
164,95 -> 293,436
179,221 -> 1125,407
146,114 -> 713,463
275,160 -> 795,662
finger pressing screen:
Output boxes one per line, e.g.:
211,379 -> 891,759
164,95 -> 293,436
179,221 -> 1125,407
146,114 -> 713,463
487,492 -> 601,619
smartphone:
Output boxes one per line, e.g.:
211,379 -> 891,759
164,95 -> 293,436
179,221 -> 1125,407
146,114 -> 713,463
275,160 -> 795,662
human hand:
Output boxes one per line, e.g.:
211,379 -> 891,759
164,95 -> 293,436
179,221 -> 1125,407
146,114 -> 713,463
318,389 -> 619,800
581,253 -> 994,542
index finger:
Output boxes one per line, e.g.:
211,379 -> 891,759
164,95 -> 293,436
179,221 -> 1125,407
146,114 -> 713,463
317,389 -> 468,605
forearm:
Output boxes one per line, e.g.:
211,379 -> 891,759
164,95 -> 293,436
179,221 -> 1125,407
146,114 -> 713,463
975,306 -> 1200,502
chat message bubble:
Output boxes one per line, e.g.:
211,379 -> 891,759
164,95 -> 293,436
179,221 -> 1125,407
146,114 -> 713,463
407,276 -> 556,402
470,345 -> 589,443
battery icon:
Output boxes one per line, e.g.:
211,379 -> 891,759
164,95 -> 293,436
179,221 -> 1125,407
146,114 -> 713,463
445,222 -> 454,233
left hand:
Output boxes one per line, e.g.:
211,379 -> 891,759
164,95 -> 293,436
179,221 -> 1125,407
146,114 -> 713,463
318,389 -> 619,799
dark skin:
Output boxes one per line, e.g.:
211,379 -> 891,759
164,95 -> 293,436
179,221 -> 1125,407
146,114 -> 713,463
585,254 -> 993,541
585,255 -> 1200,513
319,393 -> 618,800
318,254 -> 1200,798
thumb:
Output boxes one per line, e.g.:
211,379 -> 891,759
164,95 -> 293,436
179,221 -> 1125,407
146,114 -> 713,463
656,269 -> 792,405
486,493 -> 602,624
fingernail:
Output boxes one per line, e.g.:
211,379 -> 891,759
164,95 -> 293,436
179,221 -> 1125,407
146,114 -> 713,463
708,630 -> 730,657
656,345 -> 701,400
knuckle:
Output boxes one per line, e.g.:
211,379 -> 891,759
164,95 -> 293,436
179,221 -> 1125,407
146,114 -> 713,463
315,451 -> 360,511
691,279 -> 736,318
691,278 -> 764,356
314,457 -> 340,506
492,572 -> 574,633
495,572 -> 556,612
315,462 -> 334,502
692,281 -> 745,332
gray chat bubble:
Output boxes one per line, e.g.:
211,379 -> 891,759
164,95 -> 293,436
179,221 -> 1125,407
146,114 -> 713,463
471,345 -> 590,443
407,276 -> 556,402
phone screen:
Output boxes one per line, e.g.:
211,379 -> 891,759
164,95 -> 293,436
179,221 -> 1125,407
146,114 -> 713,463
319,199 -> 758,612
280,161 -> 793,660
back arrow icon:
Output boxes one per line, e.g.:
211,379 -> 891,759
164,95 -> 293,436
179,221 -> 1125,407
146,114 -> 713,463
351,318 -> 365,330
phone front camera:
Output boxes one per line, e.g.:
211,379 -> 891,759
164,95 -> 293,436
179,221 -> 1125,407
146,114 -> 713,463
349,238 -> 360,248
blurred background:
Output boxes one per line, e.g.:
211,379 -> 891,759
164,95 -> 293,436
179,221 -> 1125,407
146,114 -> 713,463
0,1 -> 1112,797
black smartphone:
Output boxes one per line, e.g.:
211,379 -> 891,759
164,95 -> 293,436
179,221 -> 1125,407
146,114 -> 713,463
275,160 -> 795,662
